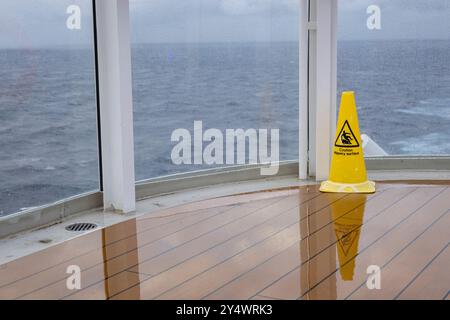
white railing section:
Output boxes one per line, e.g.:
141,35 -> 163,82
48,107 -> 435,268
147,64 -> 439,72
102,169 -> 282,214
300,0 -> 338,181
95,0 -> 136,213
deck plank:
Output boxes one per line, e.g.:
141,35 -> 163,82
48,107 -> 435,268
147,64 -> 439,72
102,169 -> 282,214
0,183 -> 448,300
109,193 -> 344,299
259,187 -> 447,300
397,245 -> 450,300
349,213 -> 450,300
308,189 -> 450,300
17,197 -> 284,299
1,206 -> 225,299
204,188 -> 411,299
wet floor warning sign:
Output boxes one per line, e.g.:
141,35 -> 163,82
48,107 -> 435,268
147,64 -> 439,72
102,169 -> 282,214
335,120 -> 360,148
319,91 -> 375,194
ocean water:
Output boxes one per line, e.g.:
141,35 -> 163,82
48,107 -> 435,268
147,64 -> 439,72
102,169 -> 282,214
338,40 -> 450,156
0,48 -> 99,216
1,40 -> 450,216
132,42 -> 299,180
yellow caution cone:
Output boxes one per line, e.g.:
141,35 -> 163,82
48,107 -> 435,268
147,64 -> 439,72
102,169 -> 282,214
320,91 -> 375,193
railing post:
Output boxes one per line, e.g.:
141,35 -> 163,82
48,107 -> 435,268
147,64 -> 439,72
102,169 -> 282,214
94,0 -> 136,213
299,0 -> 309,179
305,0 -> 338,181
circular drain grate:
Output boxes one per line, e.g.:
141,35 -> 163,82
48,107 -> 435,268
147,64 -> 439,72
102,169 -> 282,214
65,222 -> 98,232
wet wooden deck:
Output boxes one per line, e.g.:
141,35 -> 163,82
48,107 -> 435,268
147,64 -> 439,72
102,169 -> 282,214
0,182 -> 449,300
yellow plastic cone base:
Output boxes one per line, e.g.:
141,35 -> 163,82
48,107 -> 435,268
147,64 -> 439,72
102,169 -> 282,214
320,180 -> 376,194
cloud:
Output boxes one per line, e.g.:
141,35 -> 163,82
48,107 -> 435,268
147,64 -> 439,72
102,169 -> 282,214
129,0 -> 298,43
221,0 -> 254,15
130,0 -> 297,19
220,0 -> 297,16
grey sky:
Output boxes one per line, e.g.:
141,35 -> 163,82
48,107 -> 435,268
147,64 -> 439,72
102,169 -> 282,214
1,0 -> 450,48
0,0 -> 93,48
130,0 -> 298,43
339,0 -> 450,40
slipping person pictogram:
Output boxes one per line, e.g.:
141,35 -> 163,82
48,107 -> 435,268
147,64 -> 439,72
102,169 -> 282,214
341,131 -> 352,145
335,120 -> 360,148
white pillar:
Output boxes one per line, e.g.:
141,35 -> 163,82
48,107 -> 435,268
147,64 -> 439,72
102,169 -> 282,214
304,0 -> 338,181
95,0 -> 136,213
299,0 -> 309,179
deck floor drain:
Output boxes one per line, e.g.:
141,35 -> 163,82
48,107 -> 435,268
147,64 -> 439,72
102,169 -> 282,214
65,222 -> 98,232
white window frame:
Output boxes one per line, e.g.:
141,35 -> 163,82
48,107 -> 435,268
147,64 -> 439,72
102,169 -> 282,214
94,0 -> 136,213
299,0 -> 338,181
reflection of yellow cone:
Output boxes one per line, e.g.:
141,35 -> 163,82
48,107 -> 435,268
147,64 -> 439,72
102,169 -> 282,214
331,195 -> 366,281
320,91 -> 375,193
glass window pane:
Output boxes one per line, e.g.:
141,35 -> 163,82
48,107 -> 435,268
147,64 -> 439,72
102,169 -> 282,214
338,0 -> 450,156
0,0 -> 99,216
130,0 -> 299,181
